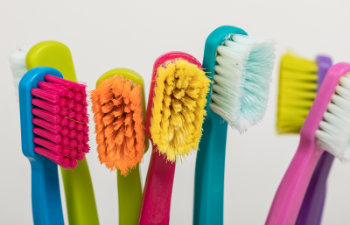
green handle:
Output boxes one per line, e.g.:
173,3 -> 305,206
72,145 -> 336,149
61,158 -> 99,225
26,41 -> 99,225
117,165 -> 142,225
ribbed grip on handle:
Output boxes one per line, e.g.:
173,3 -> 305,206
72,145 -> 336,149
139,148 -> 176,225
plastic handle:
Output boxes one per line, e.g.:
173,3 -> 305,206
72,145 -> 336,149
139,147 -> 176,225
19,67 -> 65,225
295,55 -> 333,225
295,152 -> 334,225
61,159 -> 99,225
26,41 -> 99,225
265,143 -> 324,225
193,25 -> 247,225
193,111 -> 228,225
31,160 -> 64,225
117,165 -> 143,225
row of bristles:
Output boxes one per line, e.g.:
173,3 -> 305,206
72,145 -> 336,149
14,25 -> 350,225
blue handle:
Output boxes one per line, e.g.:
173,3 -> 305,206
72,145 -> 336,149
193,26 -> 247,225
19,67 -> 65,225
31,159 -> 64,225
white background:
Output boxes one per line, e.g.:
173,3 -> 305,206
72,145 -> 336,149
1,0 -> 350,224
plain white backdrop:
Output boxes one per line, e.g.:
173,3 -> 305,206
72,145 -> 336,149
1,0 -> 350,224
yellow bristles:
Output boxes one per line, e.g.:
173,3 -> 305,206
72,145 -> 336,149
277,53 -> 318,134
150,59 -> 210,161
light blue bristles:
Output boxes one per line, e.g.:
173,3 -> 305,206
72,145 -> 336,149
210,34 -> 275,132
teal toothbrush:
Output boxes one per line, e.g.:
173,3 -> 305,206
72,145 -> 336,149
193,25 -> 275,225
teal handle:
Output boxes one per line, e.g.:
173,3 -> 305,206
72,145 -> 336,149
31,160 -> 64,225
194,112 -> 228,225
117,165 -> 142,225
193,26 -> 247,225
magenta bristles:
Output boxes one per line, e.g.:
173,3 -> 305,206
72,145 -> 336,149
31,74 -> 89,169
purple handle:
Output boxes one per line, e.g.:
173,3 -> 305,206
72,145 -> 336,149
296,152 -> 334,225
316,56 -> 333,90
296,55 -> 333,225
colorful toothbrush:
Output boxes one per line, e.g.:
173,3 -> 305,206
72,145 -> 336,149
19,66 -> 89,224
193,25 -> 275,225
139,52 -> 210,225
266,63 -> 350,225
10,41 -> 99,225
276,52 -> 333,225
91,68 -> 148,225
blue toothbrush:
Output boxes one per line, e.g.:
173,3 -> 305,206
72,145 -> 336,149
19,67 -> 65,225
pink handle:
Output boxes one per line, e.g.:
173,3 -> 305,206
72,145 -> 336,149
139,147 -> 176,225
265,143 -> 324,225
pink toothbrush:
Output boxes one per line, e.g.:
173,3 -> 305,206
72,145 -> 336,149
266,63 -> 350,225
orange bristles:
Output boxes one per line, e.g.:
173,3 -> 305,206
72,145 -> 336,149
91,76 -> 145,175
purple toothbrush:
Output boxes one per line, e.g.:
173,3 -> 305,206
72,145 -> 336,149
296,55 -> 333,225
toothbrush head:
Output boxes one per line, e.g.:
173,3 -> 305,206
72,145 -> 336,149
204,25 -> 275,132
26,41 -> 77,81
277,53 -> 318,134
276,53 -> 332,134
300,63 -> 350,161
91,68 -> 147,175
19,67 -> 89,169
145,52 -> 210,161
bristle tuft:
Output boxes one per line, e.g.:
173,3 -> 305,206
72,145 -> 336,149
91,76 -> 145,175
210,34 -> 275,132
277,53 -> 318,134
150,59 -> 210,161
32,75 -> 89,169
316,73 -> 350,160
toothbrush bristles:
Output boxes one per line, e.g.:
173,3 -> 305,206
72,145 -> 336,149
210,34 -> 275,132
31,74 -> 89,169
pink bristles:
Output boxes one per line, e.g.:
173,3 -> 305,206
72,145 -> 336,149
31,74 -> 89,169
32,118 -> 61,133
33,127 -> 62,143
31,89 -> 59,103
32,108 -> 61,124
32,99 -> 60,114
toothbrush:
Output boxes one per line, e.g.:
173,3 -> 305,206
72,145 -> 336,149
193,25 -> 275,225
91,68 -> 148,225
295,56 -> 333,225
266,63 -> 350,225
276,53 -> 333,225
18,66 -> 89,224
139,52 -> 210,225
10,41 -> 99,225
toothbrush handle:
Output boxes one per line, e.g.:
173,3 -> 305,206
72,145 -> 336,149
31,160 -> 64,225
296,152 -> 334,225
117,165 -> 143,225
61,158 -> 99,225
265,144 -> 323,225
139,148 -> 176,225
193,114 -> 228,225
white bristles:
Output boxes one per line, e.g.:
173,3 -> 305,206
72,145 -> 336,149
9,46 -> 30,96
316,73 -> 350,161
209,34 -> 275,132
